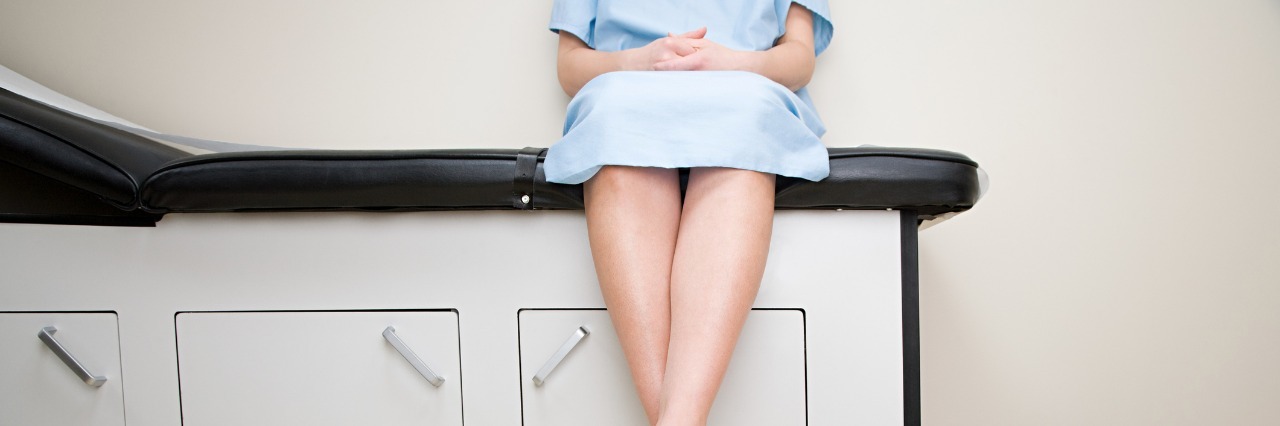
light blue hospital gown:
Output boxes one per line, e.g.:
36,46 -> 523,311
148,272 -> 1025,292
546,0 -> 834,184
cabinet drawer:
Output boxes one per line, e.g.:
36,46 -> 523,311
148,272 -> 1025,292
176,311 -> 462,426
0,312 -> 125,426
519,309 -> 806,426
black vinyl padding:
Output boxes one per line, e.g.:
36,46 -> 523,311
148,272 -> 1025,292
0,159 -> 161,226
141,150 -> 572,212
1,87 -> 982,225
141,147 -> 979,217
0,89 -> 190,208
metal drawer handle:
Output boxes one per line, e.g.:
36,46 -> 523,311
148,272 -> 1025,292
382,326 -> 445,387
532,326 -> 590,387
37,326 -> 108,387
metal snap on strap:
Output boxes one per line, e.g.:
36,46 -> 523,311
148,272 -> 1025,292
513,147 -> 545,209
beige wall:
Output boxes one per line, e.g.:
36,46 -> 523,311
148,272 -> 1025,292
3,0 -> 1278,424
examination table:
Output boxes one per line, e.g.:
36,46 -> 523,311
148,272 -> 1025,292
0,79 -> 982,426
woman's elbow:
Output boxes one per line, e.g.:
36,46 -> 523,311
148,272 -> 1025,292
784,59 -> 815,92
557,66 -> 583,98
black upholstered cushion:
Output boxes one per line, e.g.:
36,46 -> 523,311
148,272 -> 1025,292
142,147 -> 980,218
1,87 -> 982,225
140,150 -> 572,212
775,148 -> 980,215
0,89 -> 190,209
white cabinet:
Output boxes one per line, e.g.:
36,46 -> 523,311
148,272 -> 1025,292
0,312 -> 125,426
175,311 -> 463,426
519,309 -> 807,426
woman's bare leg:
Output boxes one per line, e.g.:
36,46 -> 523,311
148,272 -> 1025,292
584,165 -> 683,424
657,168 -> 775,426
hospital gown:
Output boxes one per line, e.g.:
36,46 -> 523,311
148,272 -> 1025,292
545,0 -> 835,184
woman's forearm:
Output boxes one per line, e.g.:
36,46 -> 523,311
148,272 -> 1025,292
742,4 -> 817,91
739,38 -> 816,92
557,34 -> 636,97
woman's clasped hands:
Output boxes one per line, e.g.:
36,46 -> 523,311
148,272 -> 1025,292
633,27 -> 754,72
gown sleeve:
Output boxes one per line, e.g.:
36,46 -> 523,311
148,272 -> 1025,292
779,0 -> 834,56
549,0 -> 599,48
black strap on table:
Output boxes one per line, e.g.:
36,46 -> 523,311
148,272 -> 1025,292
513,147 -> 546,209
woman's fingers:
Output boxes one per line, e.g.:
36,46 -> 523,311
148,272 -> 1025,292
650,27 -> 710,69
686,38 -> 713,49
654,39 -> 749,72
663,37 -> 698,57
653,53 -> 702,71
680,27 -> 708,39
668,27 -> 707,40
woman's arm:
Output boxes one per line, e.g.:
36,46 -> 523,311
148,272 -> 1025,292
556,28 -> 707,97
655,3 -> 817,91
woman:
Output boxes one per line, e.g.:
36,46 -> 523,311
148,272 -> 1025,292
547,1 -> 833,424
